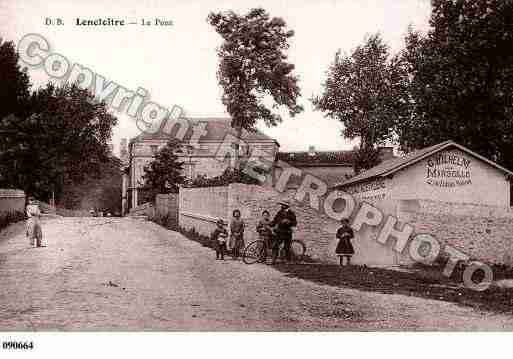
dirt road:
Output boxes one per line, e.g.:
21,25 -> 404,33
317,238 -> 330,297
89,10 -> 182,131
0,217 -> 511,330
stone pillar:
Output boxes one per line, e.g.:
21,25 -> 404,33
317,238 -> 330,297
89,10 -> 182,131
132,188 -> 138,209
121,172 -> 128,215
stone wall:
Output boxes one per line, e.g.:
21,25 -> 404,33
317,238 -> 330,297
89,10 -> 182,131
178,184 -> 513,266
179,186 -> 228,235
0,189 -> 25,214
155,193 -> 179,221
398,199 -> 513,265
129,202 -> 155,217
227,183 -> 338,261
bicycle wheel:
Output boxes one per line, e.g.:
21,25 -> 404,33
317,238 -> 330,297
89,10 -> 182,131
289,240 -> 306,263
243,240 -> 265,264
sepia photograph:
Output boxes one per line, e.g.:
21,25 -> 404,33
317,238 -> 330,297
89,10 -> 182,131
0,0 -> 513,356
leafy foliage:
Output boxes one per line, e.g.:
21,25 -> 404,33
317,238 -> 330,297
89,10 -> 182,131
60,155 -> 122,212
189,162 -> 263,188
207,8 -> 303,168
0,39 -> 31,120
141,139 -> 185,200
312,34 -> 410,151
352,146 -> 381,175
398,0 -> 513,170
0,82 -> 117,202
312,33 -> 409,171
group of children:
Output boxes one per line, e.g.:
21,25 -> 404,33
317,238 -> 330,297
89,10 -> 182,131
211,208 -> 277,261
210,205 -> 356,266
211,209 -> 246,260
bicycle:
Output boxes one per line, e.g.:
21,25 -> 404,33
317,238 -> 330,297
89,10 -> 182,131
242,236 -> 306,265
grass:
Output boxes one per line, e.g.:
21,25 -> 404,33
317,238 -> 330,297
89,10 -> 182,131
0,210 -> 25,232
149,213 -> 179,232
272,262 -> 513,315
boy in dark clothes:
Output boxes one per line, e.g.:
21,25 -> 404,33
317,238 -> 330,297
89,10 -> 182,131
270,200 -> 297,264
212,219 -> 228,260
256,210 -> 273,262
336,218 -> 355,266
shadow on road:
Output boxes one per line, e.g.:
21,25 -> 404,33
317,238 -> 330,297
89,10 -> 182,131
272,263 -> 513,315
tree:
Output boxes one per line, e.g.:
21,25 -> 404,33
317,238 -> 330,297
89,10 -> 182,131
61,155 -> 122,213
0,38 -> 31,120
141,139 -> 185,201
398,0 -> 513,170
312,33 -> 409,172
0,83 -> 117,202
207,8 -> 303,170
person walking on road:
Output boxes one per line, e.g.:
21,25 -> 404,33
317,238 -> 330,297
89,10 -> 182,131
26,196 -> 43,247
270,200 -> 297,264
229,209 -> 245,260
335,218 -> 355,266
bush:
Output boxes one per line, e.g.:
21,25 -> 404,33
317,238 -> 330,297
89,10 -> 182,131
178,226 -> 216,249
150,213 -> 179,231
0,210 -> 26,232
188,164 -> 266,188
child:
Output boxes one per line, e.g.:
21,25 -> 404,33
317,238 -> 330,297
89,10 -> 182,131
212,219 -> 228,260
256,210 -> 273,262
335,218 -> 355,266
230,209 -> 245,259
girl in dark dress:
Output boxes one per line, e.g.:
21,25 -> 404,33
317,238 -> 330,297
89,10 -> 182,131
336,218 -> 355,266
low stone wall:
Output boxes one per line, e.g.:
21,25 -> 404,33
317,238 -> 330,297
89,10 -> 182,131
0,189 -> 25,214
155,193 -> 178,219
399,199 -> 513,265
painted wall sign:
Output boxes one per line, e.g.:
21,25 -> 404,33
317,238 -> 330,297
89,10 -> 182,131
426,151 -> 472,187
346,179 -> 386,195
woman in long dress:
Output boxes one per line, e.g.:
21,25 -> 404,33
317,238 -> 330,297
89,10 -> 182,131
26,196 -> 42,247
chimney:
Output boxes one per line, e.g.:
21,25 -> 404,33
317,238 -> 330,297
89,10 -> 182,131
308,145 -> 316,156
378,146 -> 394,161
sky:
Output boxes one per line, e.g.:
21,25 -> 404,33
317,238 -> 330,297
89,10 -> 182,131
0,0 -> 431,156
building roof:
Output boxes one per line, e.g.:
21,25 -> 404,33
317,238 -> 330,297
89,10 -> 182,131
130,117 -> 278,145
276,150 -> 355,166
333,140 -> 513,188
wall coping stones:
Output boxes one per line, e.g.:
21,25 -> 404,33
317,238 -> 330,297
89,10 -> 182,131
0,189 -> 25,198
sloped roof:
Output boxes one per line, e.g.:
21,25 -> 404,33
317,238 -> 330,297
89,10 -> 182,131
333,140 -> 513,188
276,150 -> 355,166
130,117 -> 278,144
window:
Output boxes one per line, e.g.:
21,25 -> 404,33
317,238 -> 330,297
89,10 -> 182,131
150,145 -> 158,155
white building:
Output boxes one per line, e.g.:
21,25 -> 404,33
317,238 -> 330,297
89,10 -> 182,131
122,117 -> 279,211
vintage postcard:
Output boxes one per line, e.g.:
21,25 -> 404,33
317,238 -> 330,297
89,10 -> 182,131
0,0 -> 512,355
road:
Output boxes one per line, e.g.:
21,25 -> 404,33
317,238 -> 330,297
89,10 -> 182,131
0,217 -> 512,330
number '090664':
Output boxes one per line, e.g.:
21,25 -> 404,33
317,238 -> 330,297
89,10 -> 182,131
2,341 -> 34,350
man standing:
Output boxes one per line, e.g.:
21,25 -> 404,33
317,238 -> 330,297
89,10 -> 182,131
270,200 -> 297,264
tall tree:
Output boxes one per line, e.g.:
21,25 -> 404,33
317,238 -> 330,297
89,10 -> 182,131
141,139 -> 185,201
0,38 -> 31,120
0,83 -> 117,202
399,0 -> 513,169
207,8 -> 303,170
312,33 -> 409,172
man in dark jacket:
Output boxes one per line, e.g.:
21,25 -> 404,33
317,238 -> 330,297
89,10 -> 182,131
270,200 -> 297,264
